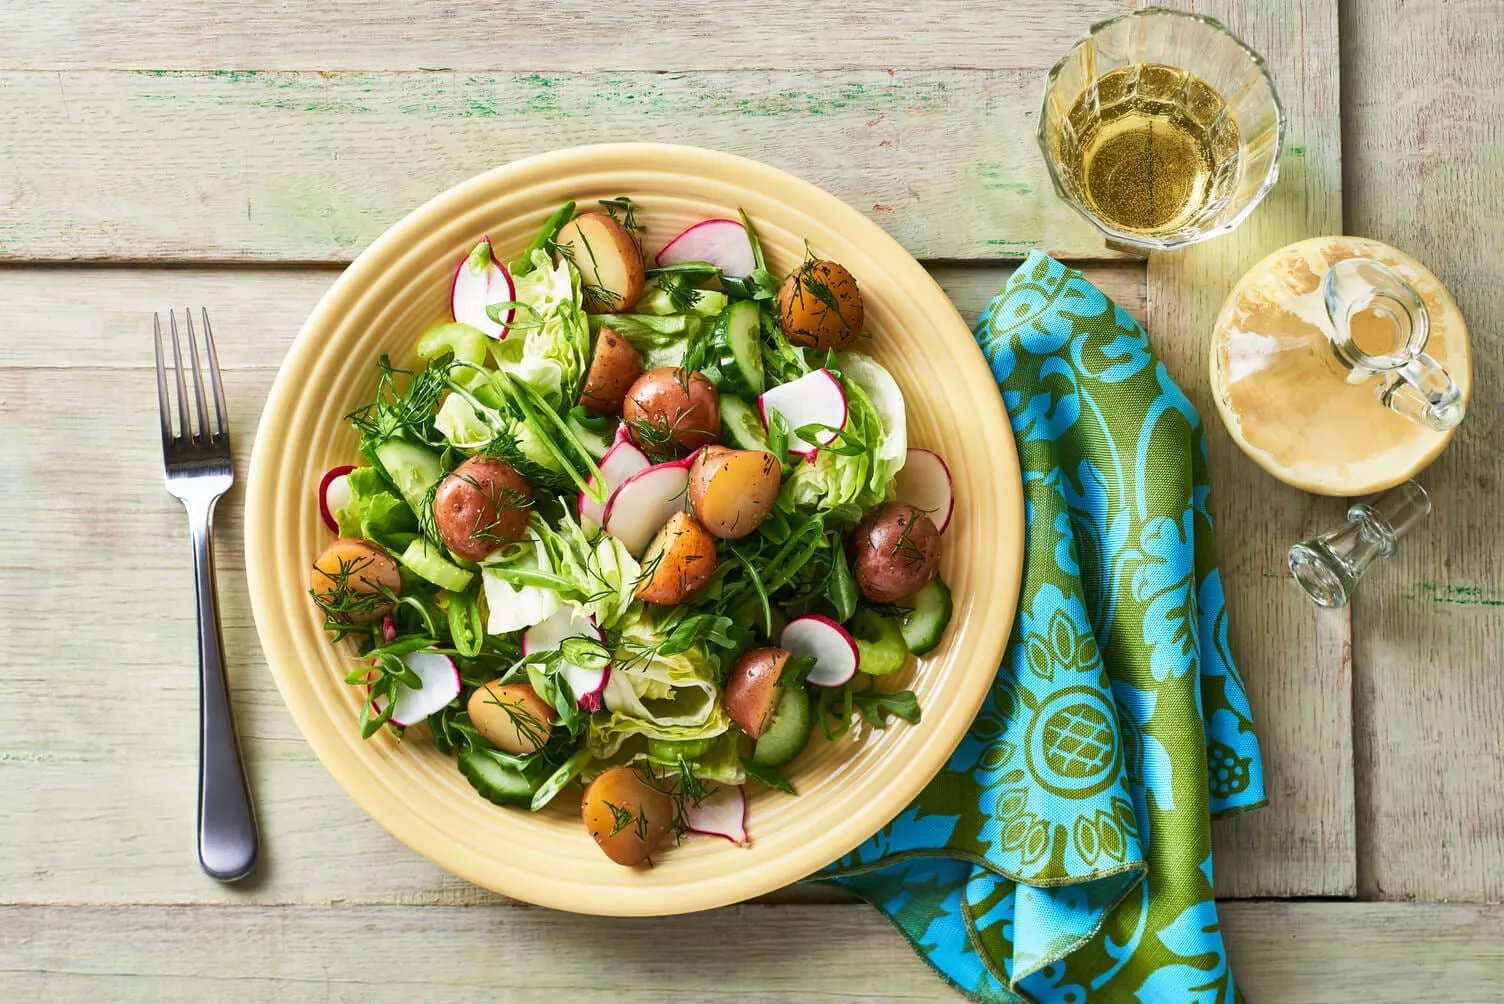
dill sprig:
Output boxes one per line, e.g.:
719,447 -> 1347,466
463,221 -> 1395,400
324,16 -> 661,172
346,355 -> 450,449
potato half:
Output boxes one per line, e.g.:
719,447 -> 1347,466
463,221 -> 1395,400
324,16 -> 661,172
555,213 -> 645,313
310,537 -> 400,623
582,767 -> 674,866
635,511 -> 718,605
688,445 -> 782,539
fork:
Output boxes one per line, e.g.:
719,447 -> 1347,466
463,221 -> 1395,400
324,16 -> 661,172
154,309 -> 259,882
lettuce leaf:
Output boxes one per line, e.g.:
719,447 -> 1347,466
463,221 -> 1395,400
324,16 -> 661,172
334,466 -> 418,552
480,528 -> 562,635
584,728 -> 745,785
487,249 -> 591,408
589,312 -> 705,370
531,511 -> 640,629
782,354 -> 907,515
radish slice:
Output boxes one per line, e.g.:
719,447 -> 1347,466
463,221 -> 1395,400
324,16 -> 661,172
893,448 -> 955,533
601,454 -> 696,556
318,464 -> 356,533
758,370 -> 847,458
656,219 -> 756,279
380,616 -> 397,645
387,649 -> 462,727
612,423 -> 633,447
579,440 -> 652,527
687,783 -> 748,844
781,614 -> 860,687
522,607 -> 610,711
451,236 -> 516,339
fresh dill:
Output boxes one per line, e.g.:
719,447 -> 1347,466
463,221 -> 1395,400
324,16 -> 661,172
346,355 -> 450,448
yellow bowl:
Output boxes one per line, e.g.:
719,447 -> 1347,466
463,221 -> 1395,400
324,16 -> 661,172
245,143 -> 1023,915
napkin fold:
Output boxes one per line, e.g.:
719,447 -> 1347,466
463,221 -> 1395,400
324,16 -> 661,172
814,252 -> 1267,1003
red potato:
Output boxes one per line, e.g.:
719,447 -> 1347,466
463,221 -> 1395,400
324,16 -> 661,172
555,213 -> 644,313
623,367 -> 722,456
582,767 -> 675,866
635,511 -> 718,605
432,456 -> 533,562
688,446 -> 782,540
849,503 -> 942,603
310,537 -> 401,623
579,326 -> 644,415
777,259 -> 864,352
467,681 -> 556,755
725,647 -> 791,739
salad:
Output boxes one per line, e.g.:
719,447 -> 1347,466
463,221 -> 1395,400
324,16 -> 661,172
308,199 -> 957,866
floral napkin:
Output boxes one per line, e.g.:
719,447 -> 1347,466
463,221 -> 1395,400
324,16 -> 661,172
812,251 -> 1267,1003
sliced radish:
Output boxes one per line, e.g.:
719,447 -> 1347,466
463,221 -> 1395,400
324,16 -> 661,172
601,454 -> 696,557
758,370 -> 848,459
380,616 -> 397,645
892,448 -> 955,533
612,423 -> 633,448
522,606 -> 610,711
578,440 -> 652,527
318,464 -> 356,533
687,783 -> 748,844
387,649 -> 462,727
451,236 -> 516,339
780,614 -> 860,687
656,219 -> 756,279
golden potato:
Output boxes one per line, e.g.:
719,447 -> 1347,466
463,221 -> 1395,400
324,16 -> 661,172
623,367 -> 721,456
581,767 -> 674,866
554,213 -> 644,313
635,511 -> 718,605
433,456 -> 533,562
725,647 -> 790,739
467,681 -> 556,755
688,445 -> 781,539
310,537 -> 400,624
579,326 -> 644,415
849,503 -> 942,603
777,259 -> 864,352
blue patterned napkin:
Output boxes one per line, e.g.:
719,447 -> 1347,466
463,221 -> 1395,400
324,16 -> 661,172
812,251 -> 1267,1002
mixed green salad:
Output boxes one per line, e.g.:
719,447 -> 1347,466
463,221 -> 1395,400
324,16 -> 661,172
309,199 -> 957,865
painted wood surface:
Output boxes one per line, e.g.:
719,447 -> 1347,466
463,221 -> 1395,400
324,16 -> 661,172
1,902 -> 1501,1002
1146,0 -> 1355,898
0,69 -> 1119,263
1342,0 -> 1504,902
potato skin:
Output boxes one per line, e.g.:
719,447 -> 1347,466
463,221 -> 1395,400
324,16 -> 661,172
688,446 -> 781,540
579,326 -> 643,415
849,503 -> 942,603
582,767 -> 674,866
622,367 -> 722,456
555,213 -> 644,313
467,681 -> 556,755
433,456 -> 533,562
636,511 -> 718,605
725,647 -> 790,739
310,537 -> 400,623
777,259 -> 864,352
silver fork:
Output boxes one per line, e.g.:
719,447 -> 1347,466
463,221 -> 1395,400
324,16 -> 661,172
154,309 -> 259,882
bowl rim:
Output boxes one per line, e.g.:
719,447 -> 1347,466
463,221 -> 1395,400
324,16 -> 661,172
244,142 -> 1023,914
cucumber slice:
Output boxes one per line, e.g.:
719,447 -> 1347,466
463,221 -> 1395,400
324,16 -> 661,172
398,538 -> 474,592
705,300 -> 766,396
751,686 -> 813,767
374,439 -> 445,516
901,578 -> 953,655
850,608 -> 909,676
457,748 -> 537,807
720,394 -> 769,451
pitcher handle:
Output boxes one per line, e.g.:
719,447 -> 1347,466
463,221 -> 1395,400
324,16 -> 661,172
1379,351 -> 1466,431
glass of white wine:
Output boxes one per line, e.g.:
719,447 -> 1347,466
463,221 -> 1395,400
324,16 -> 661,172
1038,7 -> 1285,252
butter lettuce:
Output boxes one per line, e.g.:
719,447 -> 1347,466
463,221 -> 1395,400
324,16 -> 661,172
486,249 -> 591,408
784,354 -> 907,514
532,512 -> 640,629
481,529 -> 562,635
334,466 -> 418,552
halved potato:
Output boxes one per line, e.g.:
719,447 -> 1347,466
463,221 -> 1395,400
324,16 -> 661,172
581,767 -> 674,866
310,537 -> 400,623
579,326 -> 644,414
467,681 -> 556,755
635,511 -> 718,605
777,259 -> 863,352
725,647 -> 791,739
688,445 -> 781,539
555,213 -> 644,313
849,502 -> 942,603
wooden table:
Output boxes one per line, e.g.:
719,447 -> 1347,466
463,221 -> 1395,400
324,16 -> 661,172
2,2 -> 1500,1000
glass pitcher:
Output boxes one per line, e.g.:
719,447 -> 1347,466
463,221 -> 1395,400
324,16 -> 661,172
1209,236 -> 1472,496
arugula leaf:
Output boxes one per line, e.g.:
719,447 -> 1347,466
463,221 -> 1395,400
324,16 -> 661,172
795,422 -> 866,456
777,656 -> 818,687
741,757 -> 797,795
826,533 -> 859,622
853,689 -> 921,727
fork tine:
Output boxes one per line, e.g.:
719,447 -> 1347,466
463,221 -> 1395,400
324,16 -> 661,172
153,313 -> 173,445
168,311 -> 191,443
184,308 -> 212,442
201,308 -> 230,439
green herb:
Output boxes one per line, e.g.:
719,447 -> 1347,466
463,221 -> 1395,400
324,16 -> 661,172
599,196 -> 646,255
720,210 -> 781,302
514,201 -> 576,275
359,680 -> 397,739
777,656 -> 818,687
660,275 -> 702,312
310,554 -> 396,627
446,587 -> 485,659
346,355 -> 450,450
485,300 -> 546,330
741,757 -> 797,795
765,408 -> 791,465
603,799 -> 636,836
853,688 -> 921,727
794,422 -> 865,456
826,533 -> 859,622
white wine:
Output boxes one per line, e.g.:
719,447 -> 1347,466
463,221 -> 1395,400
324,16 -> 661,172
1061,63 -> 1241,237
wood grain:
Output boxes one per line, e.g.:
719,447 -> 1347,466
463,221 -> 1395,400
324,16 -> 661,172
0,1 -> 1131,72
1,902 -> 1500,1002
0,69 -> 1120,264
1342,0 -> 1504,902
0,263 -> 1146,909
1146,0 -> 1355,897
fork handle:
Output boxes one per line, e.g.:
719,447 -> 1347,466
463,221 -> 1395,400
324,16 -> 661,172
189,502 -> 259,881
